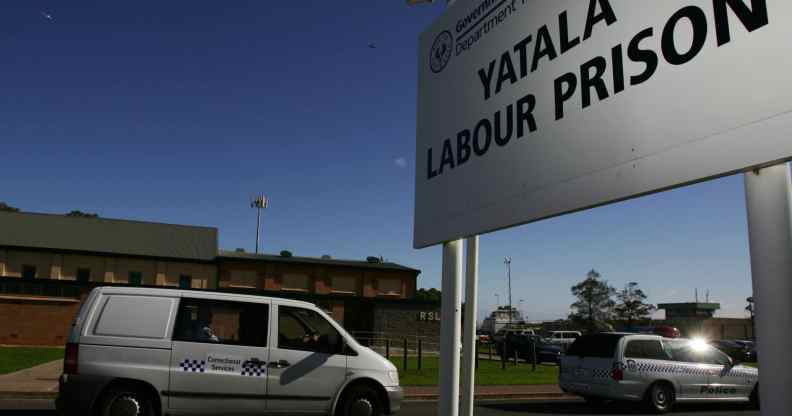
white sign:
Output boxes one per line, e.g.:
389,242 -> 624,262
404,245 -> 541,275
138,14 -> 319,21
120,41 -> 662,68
414,0 -> 792,248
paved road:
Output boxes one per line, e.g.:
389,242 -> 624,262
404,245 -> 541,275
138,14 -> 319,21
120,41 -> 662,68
0,398 -> 760,416
404,399 -> 759,416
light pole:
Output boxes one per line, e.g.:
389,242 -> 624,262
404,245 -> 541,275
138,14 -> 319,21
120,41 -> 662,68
495,293 -> 500,307
504,257 -> 512,328
250,194 -> 269,254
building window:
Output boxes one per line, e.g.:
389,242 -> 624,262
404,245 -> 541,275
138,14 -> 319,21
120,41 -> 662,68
377,278 -> 402,295
22,265 -> 36,279
77,268 -> 91,283
179,275 -> 192,289
229,270 -> 257,288
331,276 -> 357,294
282,274 -> 310,291
129,271 -> 142,286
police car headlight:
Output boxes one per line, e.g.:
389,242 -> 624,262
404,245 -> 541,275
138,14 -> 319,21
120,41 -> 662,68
387,370 -> 400,385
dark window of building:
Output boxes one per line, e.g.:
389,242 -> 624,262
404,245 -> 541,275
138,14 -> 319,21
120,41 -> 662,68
77,268 -> 91,283
173,298 -> 269,347
277,305 -> 342,354
129,271 -> 142,286
179,275 -> 192,289
21,265 -> 36,279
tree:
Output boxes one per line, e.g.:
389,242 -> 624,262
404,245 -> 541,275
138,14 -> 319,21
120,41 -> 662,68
65,210 -> 98,218
0,202 -> 20,213
614,282 -> 656,326
569,269 -> 616,329
415,288 -> 441,303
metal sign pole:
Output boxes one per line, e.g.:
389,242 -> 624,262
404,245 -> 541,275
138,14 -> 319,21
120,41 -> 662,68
439,239 -> 462,416
440,1 -> 461,413
461,236 -> 479,416
744,163 -> 792,416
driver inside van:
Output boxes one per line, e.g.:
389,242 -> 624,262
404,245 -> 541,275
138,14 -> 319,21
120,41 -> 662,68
198,309 -> 220,343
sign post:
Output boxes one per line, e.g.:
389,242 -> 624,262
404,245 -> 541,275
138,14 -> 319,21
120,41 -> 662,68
439,239 -> 463,416
461,236 -> 479,416
744,163 -> 792,415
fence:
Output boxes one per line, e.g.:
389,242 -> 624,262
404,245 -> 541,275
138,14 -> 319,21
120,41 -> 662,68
349,331 -> 548,372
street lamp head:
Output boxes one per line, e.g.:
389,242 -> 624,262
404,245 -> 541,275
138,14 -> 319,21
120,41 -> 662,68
251,195 -> 269,209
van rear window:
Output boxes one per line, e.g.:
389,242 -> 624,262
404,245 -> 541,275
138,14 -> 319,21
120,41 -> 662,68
93,295 -> 176,339
566,334 -> 624,358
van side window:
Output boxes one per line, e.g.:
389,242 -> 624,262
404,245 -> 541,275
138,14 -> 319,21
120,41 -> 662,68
173,298 -> 268,347
625,340 -> 669,360
278,305 -> 341,354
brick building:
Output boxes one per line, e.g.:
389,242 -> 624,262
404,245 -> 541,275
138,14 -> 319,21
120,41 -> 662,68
0,211 -> 440,346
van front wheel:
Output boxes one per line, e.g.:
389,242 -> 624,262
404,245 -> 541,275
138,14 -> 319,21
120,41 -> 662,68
96,385 -> 156,416
340,385 -> 383,416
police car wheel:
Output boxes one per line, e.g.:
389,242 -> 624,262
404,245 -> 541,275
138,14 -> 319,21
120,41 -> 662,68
749,385 -> 760,409
645,382 -> 675,414
96,385 -> 155,416
341,385 -> 382,416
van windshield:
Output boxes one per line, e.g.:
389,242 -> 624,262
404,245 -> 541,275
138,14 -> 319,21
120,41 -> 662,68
566,334 -> 624,358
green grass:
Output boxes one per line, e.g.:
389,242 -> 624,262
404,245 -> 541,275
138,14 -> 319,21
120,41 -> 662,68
388,356 -> 559,386
0,347 -> 64,375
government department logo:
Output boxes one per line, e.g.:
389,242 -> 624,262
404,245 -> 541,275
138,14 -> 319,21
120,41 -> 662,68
430,30 -> 453,73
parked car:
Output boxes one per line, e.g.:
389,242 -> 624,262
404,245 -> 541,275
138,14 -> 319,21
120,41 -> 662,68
56,286 -> 402,416
547,331 -> 582,346
492,328 -> 535,344
710,339 -> 756,363
559,333 -> 759,413
496,334 -> 564,364
476,330 -> 493,344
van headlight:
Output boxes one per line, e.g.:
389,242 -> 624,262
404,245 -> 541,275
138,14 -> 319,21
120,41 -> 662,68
387,370 -> 400,385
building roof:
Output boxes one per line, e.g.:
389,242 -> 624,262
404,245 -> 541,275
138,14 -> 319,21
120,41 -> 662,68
217,250 -> 420,274
657,302 -> 721,310
0,211 -> 218,261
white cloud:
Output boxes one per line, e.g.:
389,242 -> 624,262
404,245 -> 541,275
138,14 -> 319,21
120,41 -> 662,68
394,157 -> 407,168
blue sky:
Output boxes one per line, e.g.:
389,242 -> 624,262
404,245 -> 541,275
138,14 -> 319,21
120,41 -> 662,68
0,1 -> 756,322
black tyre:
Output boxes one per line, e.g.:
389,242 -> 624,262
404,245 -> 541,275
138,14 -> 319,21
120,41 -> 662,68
95,385 -> 156,416
645,382 -> 675,414
340,385 -> 383,416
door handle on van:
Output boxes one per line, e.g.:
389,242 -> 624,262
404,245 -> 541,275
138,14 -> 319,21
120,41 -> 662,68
268,360 -> 291,369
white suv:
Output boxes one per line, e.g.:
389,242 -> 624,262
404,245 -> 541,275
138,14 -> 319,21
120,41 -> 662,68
56,286 -> 402,416
547,331 -> 582,346
559,333 -> 759,413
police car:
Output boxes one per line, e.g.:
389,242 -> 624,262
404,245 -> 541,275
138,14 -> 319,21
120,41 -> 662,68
559,333 -> 759,413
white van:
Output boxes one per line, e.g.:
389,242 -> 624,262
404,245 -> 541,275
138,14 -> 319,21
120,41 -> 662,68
56,286 -> 402,416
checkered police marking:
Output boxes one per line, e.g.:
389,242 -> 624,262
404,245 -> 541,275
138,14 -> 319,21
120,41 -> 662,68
241,361 -> 265,377
180,359 -> 206,372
